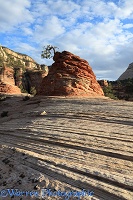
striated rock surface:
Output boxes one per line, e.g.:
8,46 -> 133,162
0,96 -> 133,200
39,51 -> 104,96
118,62 -> 133,80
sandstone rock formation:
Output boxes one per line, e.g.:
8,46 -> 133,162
23,69 -> 48,94
0,46 -> 48,94
118,62 -> 133,80
39,51 -> 104,96
98,80 -> 108,88
0,66 -> 21,94
0,46 -> 39,69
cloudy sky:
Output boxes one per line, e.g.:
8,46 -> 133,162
0,0 -> 133,80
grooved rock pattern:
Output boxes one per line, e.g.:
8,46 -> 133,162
39,51 -> 104,96
0,96 -> 133,200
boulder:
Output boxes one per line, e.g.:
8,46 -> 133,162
39,51 -> 104,96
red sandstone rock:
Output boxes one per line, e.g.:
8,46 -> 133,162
39,51 -> 104,96
0,82 -> 21,94
0,45 -> 49,95
0,66 -> 21,94
0,65 -> 48,95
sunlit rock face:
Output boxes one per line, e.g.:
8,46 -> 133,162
39,51 -> 104,97
0,46 -> 48,94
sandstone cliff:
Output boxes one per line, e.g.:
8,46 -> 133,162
0,46 -> 39,69
0,46 -> 48,94
39,51 -> 104,96
0,66 -> 21,94
118,62 -> 133,80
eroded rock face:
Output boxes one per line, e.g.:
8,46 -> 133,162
0,46 -> 39,69
39,51 -> 104,96
0,66 -> 48,94
0,66 -> 21,94
118,63 -> 133,80
0,46 -> 48,94
24,70 -> 48,93
98,80 -> 108,88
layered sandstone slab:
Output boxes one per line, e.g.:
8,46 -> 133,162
0,96 -> 133,200
39,51 -> 104,96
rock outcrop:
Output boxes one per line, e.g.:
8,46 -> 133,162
0,46 -> 48,94
98,80 -> 108,88
118,63 -> 133,80
22,69 -> 48,94
0,46 -> 39,69
39,51 -> 104,96
0,66 -> 21,94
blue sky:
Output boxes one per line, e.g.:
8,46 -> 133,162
0,0 -> 133,80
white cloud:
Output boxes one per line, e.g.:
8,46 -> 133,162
117,0 -> 133,19
33,0 -> 80,16
22,27 -> 33,36
15,43 -> 35,52
0,0 -> 33,32
34,16 -> 65,42
123,24 -> 133,29
0,0 -> 133,80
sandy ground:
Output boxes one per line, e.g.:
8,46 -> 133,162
0,95 -> 133,200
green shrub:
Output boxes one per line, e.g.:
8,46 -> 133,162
103,83 -> 118,100
0,95 -> 7,101
30,86 -> 37,96
125,79 -> 133,93
125,95 -> 130,101
19,85 -> 28,93
106,93 -> 118,100
23,96 -> 30,101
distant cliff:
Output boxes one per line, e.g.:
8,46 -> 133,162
0,46 -> 48,94
118,63 -> 133,80
0,46 -> 39,69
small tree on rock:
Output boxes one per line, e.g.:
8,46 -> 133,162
41,45 -> 58,59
